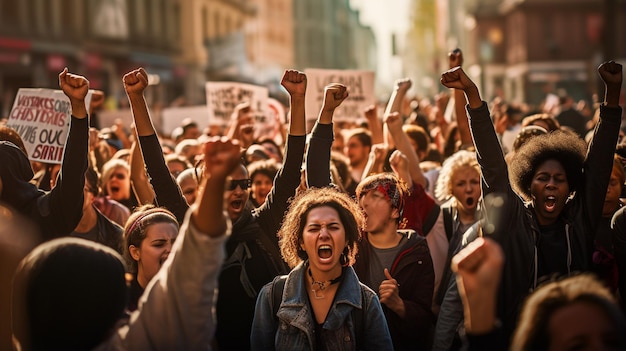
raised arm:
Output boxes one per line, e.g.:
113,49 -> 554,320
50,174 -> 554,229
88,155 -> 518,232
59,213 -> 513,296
128,138 -> 155,205
307,82 -> 348,188
256,70 -> 308,231
281,70 -> 307,136
123,68 -> 188,223
115,138 -> 237,349
582,61 -> 623,237
193,138 -> 240,236
385,109 -> 427,188
225,102 -> 256,148
441,67 -> 508,196
448,49 -> 473,148
43,68 -> 89,239
453,237 -> 505,347
365,104 -> 384,145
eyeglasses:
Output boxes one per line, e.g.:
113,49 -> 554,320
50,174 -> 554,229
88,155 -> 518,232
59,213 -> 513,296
227,179 -> 251,191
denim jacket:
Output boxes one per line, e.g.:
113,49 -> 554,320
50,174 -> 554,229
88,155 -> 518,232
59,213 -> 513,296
251,262 -> 393,350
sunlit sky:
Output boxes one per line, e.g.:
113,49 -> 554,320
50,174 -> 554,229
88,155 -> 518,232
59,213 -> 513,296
350,0 -> 411,90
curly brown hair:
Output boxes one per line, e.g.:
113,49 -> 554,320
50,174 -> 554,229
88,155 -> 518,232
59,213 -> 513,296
509,130 -> 586,201
278,187 -> 364,268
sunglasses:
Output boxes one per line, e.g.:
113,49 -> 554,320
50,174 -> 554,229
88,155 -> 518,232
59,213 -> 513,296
227,178 -> 251,191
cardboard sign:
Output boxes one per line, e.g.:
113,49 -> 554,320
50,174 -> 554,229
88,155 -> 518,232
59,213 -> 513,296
205,81 -> 269,134
304,69 -> 376,125
161,105 -> 212,136
6,88 -> 92,164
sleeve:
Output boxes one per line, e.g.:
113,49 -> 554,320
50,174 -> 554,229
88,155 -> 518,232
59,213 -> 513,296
363,290 -> 394,351
256,134 -> 306,234
250,283 -> 278,351
425,212 -> 448,298
402,182 -> 437,234
306,122 -> 334,188
581,105 -> 622,242
138,134 -> 189,224
432,274 -> 464,350
108,207 -> 230,350
467,102 -> 509,196
612,207 -> 626,305
390,240 -> 435,345
41,115 -> 89,239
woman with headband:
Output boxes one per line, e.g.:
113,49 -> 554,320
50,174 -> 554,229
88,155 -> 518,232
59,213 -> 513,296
123,205 -> 179,311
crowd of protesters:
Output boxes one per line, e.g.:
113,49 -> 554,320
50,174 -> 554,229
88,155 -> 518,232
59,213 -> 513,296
0,48 -> 625,350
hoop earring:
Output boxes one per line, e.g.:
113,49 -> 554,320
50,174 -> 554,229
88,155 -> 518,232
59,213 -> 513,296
339,247 -> 349,267
298,248 -> 309,261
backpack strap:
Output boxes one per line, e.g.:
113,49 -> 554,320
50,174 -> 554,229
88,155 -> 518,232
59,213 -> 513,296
422,203 -> 441,235
270,274 -> 287,319
442,206 -> 453,242
352,287 -> 366,350
434,206 -> 456,306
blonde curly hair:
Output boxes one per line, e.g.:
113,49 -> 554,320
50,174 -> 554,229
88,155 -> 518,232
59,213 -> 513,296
434,150 -> 480,203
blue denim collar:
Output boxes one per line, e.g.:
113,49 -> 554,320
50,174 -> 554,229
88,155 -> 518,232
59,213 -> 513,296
277,262 -> 363,331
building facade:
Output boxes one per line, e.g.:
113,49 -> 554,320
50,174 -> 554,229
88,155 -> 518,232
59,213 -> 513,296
0,0 -> 182,117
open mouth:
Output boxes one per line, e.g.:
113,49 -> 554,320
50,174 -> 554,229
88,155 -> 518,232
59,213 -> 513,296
318,245 -> 332,259
466,197 -> 474,206
545,196 -> 557,212
159,254 -> 169,266
230,199 -> 244,210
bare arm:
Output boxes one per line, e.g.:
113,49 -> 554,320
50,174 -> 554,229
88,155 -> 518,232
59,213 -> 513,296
385,111 -> 427,188
365,104 -> 384,145
448,49 -> 473,148
192,137 -> 241,236
128,138 -> 155,205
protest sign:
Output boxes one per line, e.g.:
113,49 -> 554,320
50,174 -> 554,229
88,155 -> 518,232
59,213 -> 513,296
304,69 -> 375,128
6,88 -> 92,164
205,82 -> 269,138
161,105 -> 212,136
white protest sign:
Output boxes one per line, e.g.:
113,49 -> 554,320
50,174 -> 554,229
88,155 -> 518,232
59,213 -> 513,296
6,88 -> 92,164
205,82 -> 269,138
161,105 -> 212,136
304,69 -> 376,125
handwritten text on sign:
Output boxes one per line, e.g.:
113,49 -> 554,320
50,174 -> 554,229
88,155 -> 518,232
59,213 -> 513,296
304,69 -> 375,123
6,88 -> 91,163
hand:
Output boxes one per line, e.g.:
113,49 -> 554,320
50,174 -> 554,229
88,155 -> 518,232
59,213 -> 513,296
389,149 -> 408,175
452,237 -> 504,334
440,66 -> 476,92
394,78 -> 412,93
202,137 -> 241,180
59,68 -> 89,103
379,268 -> 405,317
364,104 -> 378,121
239,123 -> 255,146
494,114 -> 508,135
232,101 -> 254,124
449,48 -> 463,69
89,90 -> 105,113
112,119 -> 127,139
369,143 -> 389,164
322,83 -> 349,112
384,111 -> 404,133
598,61 -> 623,87
281,70 -> 307,97
123,68 -> 149,96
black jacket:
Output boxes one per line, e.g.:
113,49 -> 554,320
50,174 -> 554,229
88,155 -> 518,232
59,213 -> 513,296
468,102 -> 621,342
